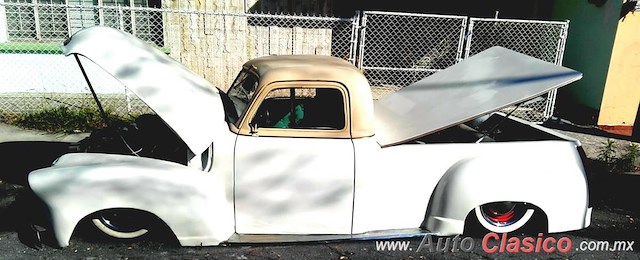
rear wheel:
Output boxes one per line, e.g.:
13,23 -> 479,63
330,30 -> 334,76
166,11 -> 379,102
91,209 -> 149,239
473,202 -> 535,233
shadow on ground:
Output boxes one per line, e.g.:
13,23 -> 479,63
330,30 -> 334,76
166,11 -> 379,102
0,141 -> 72,185
0,140 -> 182,249
0,141 -> 75,248
543,119 -> 639,143
577,157 -> 640,242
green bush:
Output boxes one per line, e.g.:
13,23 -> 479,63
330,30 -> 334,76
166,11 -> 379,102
13,106 -> 133,133
596,139 -> 618,173
595,139 -> 640,174
618,143 -> 640,173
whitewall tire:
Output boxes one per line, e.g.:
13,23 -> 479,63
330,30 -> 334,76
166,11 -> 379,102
474,202 -> 535,233
91,210 -> 149,239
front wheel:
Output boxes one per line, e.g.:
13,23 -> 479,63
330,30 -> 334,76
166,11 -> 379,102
473,202 -> 535,233
91,209 -> 149,239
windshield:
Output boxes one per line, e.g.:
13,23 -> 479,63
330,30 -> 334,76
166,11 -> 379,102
226,69 -> 259,123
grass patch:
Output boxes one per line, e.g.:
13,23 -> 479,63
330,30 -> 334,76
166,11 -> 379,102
12,106 -> 135,134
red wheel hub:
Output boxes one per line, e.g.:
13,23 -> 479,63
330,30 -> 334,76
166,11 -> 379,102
480,202 -> 527,227
485,209 -> 516,223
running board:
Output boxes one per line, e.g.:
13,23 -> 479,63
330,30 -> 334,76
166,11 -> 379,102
226,228 -> 437,244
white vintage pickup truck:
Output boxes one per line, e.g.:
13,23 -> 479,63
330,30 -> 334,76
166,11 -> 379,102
26,26 -> 591,248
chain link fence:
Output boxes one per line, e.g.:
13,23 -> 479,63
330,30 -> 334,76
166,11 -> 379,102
357,11 -> 467,99
0,1 -> 355,122
356,12 -> 569,122
0,2 -> 568,124
465,18 -> 569,122
0,2 -> 165,121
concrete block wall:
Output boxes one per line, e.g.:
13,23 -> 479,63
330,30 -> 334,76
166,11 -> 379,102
163,0 -> 335,91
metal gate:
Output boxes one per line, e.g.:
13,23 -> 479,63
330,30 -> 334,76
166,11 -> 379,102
465,17 -> 570,122
356,11 -> 468,100
356,11 -> 570,123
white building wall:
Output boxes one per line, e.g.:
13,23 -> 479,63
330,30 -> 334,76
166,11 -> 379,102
0,54 -> 124,94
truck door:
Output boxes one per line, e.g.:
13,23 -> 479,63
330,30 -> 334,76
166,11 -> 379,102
234,83 -> 355,235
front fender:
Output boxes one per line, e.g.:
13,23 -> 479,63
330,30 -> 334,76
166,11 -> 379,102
28,153 -> 234,247
423,141 -> 589,235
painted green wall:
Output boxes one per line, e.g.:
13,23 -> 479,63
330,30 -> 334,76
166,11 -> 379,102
552,0 -> 621,113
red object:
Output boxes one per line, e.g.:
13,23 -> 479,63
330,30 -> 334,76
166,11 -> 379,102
486,210 -> 516,223
598,125 -> 633,136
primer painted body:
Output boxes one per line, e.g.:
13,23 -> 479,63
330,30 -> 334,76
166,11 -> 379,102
62,26 -> 223,154
28,153 -> 235,246
234,136 -> 355,235
351,138 -> 590,235
26,27 -> 591,247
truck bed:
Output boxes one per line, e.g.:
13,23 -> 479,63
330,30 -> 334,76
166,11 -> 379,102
416,113 -> 580,145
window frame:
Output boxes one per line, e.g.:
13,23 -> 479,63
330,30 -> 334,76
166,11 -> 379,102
226,68 -> 260,124
236,81 -> 351,139
3,0 -> 162,45
5,0 -> 68,41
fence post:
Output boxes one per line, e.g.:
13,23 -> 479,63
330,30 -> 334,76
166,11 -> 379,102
98,0 -> 105,25
463,18 -> 474,59
0,0 -> 8,43
555,20 -> 570,66
455,17 -> 468,63
33,0 -> 41,40
65,0 -> 72,37
347,10 -> 360,65
130,2 -> 136,36
356,11 -> 367,69
118,4 -> 124,30
544,20 -> 571,120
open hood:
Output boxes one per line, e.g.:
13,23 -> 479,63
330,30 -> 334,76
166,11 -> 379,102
374,46 -> 582,147
63,26 -> 223,154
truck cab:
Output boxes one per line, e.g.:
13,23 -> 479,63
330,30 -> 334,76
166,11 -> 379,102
224,55 -> 375,139
222,56 -> 373,235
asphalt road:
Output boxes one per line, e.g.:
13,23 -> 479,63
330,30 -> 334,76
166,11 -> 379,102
0,122 -> 639,259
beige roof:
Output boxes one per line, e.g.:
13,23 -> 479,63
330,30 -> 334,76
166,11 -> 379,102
244,55 -> 362,83
242,55 -> 375,138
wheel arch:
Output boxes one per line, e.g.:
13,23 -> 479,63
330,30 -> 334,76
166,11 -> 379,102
79,207 -> 178,241
462,202 -> 549,235
421,155 -> 589,235
28,154 -> 235,247
42,192 -> 234,247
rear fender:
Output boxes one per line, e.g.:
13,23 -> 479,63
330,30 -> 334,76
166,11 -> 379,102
422,142 -> 589,235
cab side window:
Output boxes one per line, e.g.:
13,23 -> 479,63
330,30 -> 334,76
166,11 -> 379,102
252,87 -> 345,130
